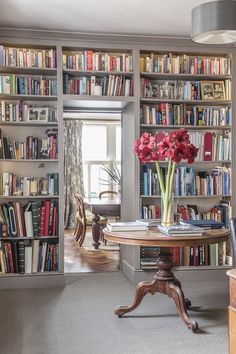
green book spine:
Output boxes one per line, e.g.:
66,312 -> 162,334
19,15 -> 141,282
18,241 -> 25,274
31,201 -> 40,237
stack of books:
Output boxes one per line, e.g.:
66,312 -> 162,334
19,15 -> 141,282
106,221 -> 146,232
158,224 -> 204,237
136,218 -> 161,226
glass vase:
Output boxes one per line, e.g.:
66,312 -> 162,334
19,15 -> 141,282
161,191 -> 174,227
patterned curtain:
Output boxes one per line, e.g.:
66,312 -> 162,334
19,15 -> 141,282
64,120 -> 84,229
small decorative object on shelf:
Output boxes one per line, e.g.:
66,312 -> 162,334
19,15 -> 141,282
134,129 -> 198,226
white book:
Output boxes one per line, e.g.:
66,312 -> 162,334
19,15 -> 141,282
107,221 -> 146,232
32,240 -> 40,273
3,172 -> 9,196
24,203 -> 34,237
25,246 -> 32,274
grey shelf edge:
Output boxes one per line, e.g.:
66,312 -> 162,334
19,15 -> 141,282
140,98 -> 231,105
141,265 -> 231,271
0,195 -> 59,199
140,195 -> 231,198
0,94 -> 58,100
0,159 -> 58,162
63,69 -> 134,76
0,66 -> 57,75
63,94 -> 135,101
140,72 -> 231,80
0,271 -> 62,277
0,236 -> 59,240
140,125 -> 231,130
0,122 -> 58,126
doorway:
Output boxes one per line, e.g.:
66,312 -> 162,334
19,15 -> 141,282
64,112 -> 121,273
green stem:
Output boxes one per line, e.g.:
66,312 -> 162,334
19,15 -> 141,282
155,161 -> 165,194
168,162 -> 176,200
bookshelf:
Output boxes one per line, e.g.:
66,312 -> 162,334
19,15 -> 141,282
0,44 -> 61,279
0,30 -> 234,288
138,50 -> 233,272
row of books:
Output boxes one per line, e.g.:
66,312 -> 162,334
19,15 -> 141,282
63,50 -> 133,72
177,201 -> 231,228
141,205 -> 160,220
0,46 -> 57,69
0,173 -> 59,197
141,166 -> 231,196
139,53 -> 231,75
0,200 -> 59,238
0,101 -> 57,122
0,129 -> 58,160
140,104 -> 231,127
0,74 -> 57,96
64,74 -> 133,96
0,240 -> 59,274
189,131 -> 231,162
140,244 -> 229,268
141,79 -> 231,101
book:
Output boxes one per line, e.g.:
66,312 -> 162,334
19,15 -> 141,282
180,220 -> 224,229
136,218 -> 161,226
158,224 -> 204,236
106,222 -> 146,232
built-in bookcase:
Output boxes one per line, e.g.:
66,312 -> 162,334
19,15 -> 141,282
0,44 -> 60,276
139,50 -> 232,270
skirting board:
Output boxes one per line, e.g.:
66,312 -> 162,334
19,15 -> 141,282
0,273 -> 65,290
121,260 -> 230,284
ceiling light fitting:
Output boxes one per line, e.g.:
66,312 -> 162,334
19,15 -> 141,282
191,0 -> 236,44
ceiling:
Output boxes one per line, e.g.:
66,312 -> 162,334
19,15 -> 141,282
0,0 -> 213,38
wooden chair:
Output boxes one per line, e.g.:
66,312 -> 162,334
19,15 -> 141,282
74,195 -> 107,246
99,190 -> 118,199
230,218 -> 236,267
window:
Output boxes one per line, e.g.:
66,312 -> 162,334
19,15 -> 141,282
82,121 -> 121,198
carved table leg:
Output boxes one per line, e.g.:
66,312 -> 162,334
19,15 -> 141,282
115,247 -> 198,332
92,214 -> 101,249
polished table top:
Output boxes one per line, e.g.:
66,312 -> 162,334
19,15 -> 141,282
104,228 -> 230,247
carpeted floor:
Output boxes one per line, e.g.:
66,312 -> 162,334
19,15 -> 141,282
0,272 -> 229,354
64,228 -> 120,273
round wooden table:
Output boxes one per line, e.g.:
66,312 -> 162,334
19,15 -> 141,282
104,228 -> 230,332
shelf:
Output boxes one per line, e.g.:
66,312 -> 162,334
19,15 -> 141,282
140,124 -> 231,130
141,265 -> 231,271
0,195 -> 59,200
63,69 -> 134,77
140,98 -> 231,105
0,159 -> 58,162
0,271 -> 61,277
0,66 -> 57,75
140,72 -> 231,80
140,194 -> 231,199
0,121 -> 58,126
143,160 -> 231,165
0,236 -> 59,240
63,94 -> 135,109
0,94 -> 57,101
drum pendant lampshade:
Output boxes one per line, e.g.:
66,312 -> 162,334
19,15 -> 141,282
191,1 -> 236,44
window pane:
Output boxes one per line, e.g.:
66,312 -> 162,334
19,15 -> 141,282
90,164 -> 109,197
116,125 -> 121,161
82,125 -> 107,161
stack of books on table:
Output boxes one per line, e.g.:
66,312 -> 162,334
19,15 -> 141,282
106,221 -> 147,232
158,224 -> 204,237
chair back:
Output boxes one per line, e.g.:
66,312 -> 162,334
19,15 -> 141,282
230,218 -> 236,267
74,194 -> 86,245
99,190 -> 118,199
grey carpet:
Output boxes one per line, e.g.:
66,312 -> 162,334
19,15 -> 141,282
0,272 -> 229,354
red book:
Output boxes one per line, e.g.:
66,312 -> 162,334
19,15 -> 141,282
44,201 -> 51,236
155,132 -> 165,161
6,242 -> 14,273
172,247 -> 180,266
203,132 -> 213,161
1,223 -> 7,238
52,206 -> 57,236
40,206 -> 46,236
87,51 -> 93,71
